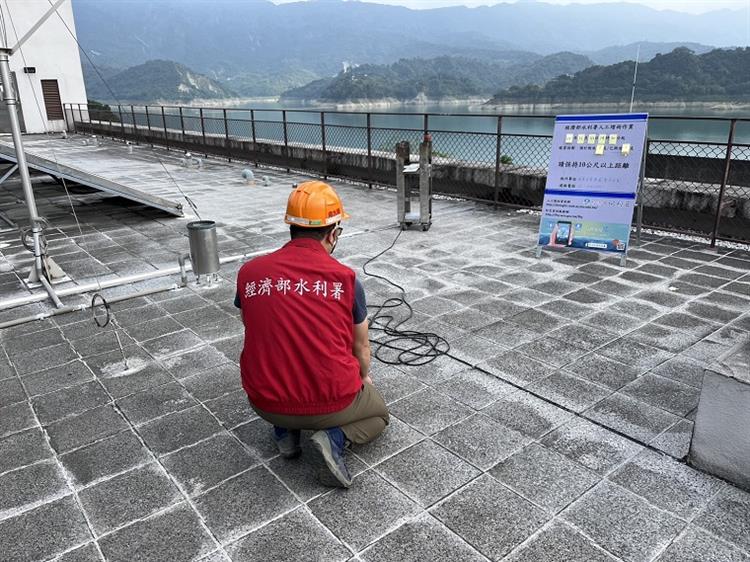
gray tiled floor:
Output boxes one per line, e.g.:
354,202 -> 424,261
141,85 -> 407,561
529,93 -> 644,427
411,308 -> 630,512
1,135 -> 749,560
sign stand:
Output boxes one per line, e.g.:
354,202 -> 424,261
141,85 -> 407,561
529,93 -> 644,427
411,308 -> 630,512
535,113 -> 649,266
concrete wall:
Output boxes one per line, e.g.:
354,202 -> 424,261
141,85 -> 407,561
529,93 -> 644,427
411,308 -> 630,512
689,340 -> 750,492
6,0 -> 87,133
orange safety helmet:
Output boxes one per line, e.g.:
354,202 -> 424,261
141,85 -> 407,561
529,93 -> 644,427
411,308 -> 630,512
285,181 -> 350,227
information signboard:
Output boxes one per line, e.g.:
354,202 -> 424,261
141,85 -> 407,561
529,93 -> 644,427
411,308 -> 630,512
536,113 -> 648,261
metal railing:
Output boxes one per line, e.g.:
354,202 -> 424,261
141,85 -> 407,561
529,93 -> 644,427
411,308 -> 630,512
65,103 -> 750,244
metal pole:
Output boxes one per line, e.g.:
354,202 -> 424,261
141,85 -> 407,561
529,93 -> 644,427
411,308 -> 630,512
223,108 -> 231,161
423,114 -> 429,135
62,103 -> 69,132
636,137 -> 648,245
71,103 -> 77,133
711,119 -> 737,248
118,105 -> 125,139
144,105 -> 152,140
366,112 -> 372,189
131,105 -> 138,144
250,109 -> 257,167
179,106 -> 185,138
493,115 -> 502,209
78,103 -> 83,129
199,108 -> 207,156
282,110 -> 289,173
321,111 -> 327,179
161,106 -> 169,151
0,49 -> 59,305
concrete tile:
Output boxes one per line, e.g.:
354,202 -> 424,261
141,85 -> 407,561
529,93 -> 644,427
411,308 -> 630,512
597,337 -> 674,371
69,330 -> 135,359
504,520 -> 618,562
0,497 -> 91,562
376,440 -> 480,507
0,377 -> 25,408
361,513 -> 485,562
435,308 -> 496,331
587,394 -> 681,444
140,329 -> 204,359
430,474 -> 549,560
685,302 -> 741,324
194,466 -> 299,543
503,288 -> 554,307
59,430 -> 151,488
161,433 -> 257,496
537,298 -> 594,320
203,390 -> 256,429
10,343 -> 78,376
398,355 -> 466,385
84,345 -> 152,378
582,311 -> 644,334
268,439 -> 367,502
0,401 -> 37,438
46,405 -> 129,454
79,463 -> 182,535
610,298 -> 664,319
541,418 -> 644,476
389,389 -> 473,435
706,324 -> 750,347
634,289 -> 689,309
123,316 -> 183,343
482,392 -> 572,439
469,297 -> 529,319
507,308 -> 565,333
139,405 -> 222,455
411,295 -> 464,317
657,526 -> 750,562
158,293 -> 211,314
226,508 -> 350,562
162,344 -> 232,379
564,287 -> 614,305
561,481 -> 685,562
2,328 -> 65,356
609,450 -> 724,519
434,414 -> 530,470
108,302 -> 168,327
31,381 -> 110,425
435,368 -> 514,409
620,374 -> 700,416
693,486 -> 750,552
182,363 -> 241,401
22,360 -> 95,398
528,371 -> 611,413
544,324 -> 619,351
0,460 -> 70,520
0,427 -> 53,473
490,443 -> 599,513
478,350 -> 553,387
682,339 -> 732,363
98,361 -> 174,399
98,503 -> 215,561
116,382 -> 196,425
233,418 -> 280,461
352,416 -> 424,465
55,542 -> 102,562
650,356 -> 705,389
515,338 -> 588,368
651,419 -> 694,460
472,319 -> 537,348
370,365 -> 425,404
308,471 -> 420,550
628,323 -> 702,354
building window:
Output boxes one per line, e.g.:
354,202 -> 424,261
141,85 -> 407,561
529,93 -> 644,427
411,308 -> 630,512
41,79 -> 63,120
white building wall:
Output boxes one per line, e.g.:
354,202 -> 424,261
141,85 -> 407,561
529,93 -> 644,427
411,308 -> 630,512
4,0 -> 87,133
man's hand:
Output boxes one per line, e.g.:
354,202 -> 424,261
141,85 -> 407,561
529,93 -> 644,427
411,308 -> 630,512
362,374 -> 373,385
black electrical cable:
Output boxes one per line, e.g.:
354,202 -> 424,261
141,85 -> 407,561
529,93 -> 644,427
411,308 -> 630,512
363,228 -> 449,366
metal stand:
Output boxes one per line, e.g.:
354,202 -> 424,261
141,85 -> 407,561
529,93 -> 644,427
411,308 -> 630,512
395,134 -> 432,231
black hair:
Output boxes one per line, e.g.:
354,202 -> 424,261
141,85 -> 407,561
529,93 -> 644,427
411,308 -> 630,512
289,223 -> 336,241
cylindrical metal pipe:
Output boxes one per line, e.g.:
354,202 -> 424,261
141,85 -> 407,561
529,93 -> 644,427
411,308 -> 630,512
187,220 -> 220,275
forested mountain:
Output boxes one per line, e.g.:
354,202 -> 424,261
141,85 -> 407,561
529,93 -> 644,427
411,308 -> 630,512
72,0 -> 740,96
85,60 -> 237,102
488,48 -> 750,104
281,53 -> 592,102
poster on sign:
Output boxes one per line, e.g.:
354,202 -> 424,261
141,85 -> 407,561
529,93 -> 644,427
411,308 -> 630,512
536,113 -> 648,263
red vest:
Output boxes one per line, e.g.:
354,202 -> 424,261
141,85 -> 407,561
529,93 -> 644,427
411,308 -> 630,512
236,238 -> 361,415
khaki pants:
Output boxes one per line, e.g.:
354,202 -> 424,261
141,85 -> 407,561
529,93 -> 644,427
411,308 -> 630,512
251,383 -> 390,444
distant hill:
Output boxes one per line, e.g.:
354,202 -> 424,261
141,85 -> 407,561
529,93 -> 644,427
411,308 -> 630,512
584,41 -> 715,66
85,60 -> 237,102
487,47 -> 750,105
72,0 -> 747,96
281,53 -> 593,102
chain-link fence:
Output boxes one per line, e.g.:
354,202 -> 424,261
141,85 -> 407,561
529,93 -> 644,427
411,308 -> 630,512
65,103 -> 750,244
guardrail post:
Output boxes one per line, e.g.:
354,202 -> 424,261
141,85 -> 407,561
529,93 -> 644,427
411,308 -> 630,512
366,112 -> 372,189
711,119 -> 737,248
223,108 -> 231,161
250,109 -> 257,167
178,107 -> 185,139
493,115 -> 503,209
78,103 -> 84,129
321,111 -> 327,179
144,105 -> 152,146
199,108 -> 207,156
118,105 -> 125,139
423,113 -> 429,135
282,109 -> 289,173
130,105 -> 138,144
161,106 -> 169,151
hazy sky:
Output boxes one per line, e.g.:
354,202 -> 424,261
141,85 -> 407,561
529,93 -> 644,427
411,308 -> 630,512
273,0 -> 750,15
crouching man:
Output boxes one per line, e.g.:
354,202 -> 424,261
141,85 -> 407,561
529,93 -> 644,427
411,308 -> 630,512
235,181 -> 389,487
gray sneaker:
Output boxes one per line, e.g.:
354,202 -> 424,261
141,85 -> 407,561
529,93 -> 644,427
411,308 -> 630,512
310,427 -> 352,488
272,427 -> 301,459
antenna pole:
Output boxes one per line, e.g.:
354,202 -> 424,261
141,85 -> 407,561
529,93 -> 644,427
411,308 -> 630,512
629,43 -> 640,113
